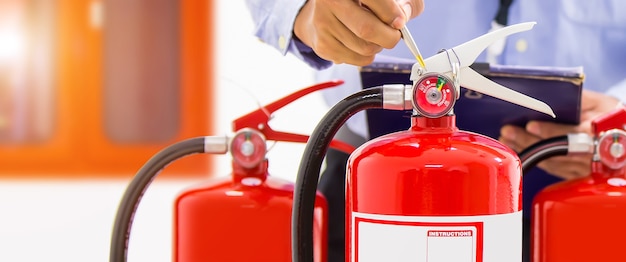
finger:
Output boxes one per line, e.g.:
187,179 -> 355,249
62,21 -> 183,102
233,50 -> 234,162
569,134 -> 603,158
359,0 -> 406,29
326,14 -> 384,57
500,125 -> 541,151
499,125 -> 525,152
331,0 -> 401,49
396,0 -> 425,20
315,34 -> 377,65
536,156 -> 591,180
580,89 -> 602,111
297,0 -> 379,65
579,90 -> 621,122
500,139 -> 523,153
525,121 -> 579,139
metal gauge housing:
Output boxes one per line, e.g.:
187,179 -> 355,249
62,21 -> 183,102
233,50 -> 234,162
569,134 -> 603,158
230,128 -> 267,169
412,73 -> 457,118
597,129 -> 626,170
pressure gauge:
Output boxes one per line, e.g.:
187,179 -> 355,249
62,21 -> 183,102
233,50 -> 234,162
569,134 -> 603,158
597,129 -> 626,170
231,128 -> 267,169
412,73 -> 457,118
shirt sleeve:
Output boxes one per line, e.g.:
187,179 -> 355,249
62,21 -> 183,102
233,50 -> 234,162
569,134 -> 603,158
244,0 -> 332,70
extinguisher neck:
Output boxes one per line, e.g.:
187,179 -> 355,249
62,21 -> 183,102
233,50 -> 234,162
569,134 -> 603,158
232,159 -> 269,182
410,115 -> 458,132
591,162 -> 626,178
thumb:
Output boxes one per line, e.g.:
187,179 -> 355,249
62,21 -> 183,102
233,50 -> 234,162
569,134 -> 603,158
526,121 -> 579,139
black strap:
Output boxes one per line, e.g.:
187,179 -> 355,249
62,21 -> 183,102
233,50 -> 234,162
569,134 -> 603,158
494,0 -> 514,26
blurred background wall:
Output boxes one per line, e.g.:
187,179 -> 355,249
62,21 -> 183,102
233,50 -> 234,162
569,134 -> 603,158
0,0 -> 326,261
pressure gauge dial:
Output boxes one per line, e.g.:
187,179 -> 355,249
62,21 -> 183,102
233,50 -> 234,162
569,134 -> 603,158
412,73 -> 457,118
231,128 -> 267,169
597,129 -> 626,170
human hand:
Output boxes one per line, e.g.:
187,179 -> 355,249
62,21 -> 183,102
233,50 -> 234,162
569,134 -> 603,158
499,90 -> 621,180
294,0 -> 424,65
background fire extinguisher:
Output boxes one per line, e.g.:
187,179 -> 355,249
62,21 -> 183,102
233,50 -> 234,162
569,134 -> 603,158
523,106 -> 626,262
292,22 -> 555,262
109,80 -> 355,262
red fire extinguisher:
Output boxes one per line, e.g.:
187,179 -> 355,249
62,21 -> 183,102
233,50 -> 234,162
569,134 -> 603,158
109,80 -> 355,262
292,22 -> 555,262
527,106 -> 626,262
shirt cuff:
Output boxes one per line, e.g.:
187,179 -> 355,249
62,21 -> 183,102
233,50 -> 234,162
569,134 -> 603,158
251,0 -> 332,70
290,36 -> 332,70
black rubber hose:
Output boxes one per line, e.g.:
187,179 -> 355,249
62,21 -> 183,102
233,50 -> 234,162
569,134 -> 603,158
110,137 -> 207,262
292,87 -> 384,262
518,135 -> 569,175
518,135 -> 569,262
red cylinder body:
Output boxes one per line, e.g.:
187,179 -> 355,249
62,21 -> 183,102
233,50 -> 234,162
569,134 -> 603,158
532,163 -> 626,262
347,116 -> 523,262
174,160 -> 328,262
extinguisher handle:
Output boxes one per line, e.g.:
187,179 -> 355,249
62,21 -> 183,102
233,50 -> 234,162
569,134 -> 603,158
410,22 -> 556,118
592,106 -> 626,136
231,80 -> 356,154
255,130 -> 356,155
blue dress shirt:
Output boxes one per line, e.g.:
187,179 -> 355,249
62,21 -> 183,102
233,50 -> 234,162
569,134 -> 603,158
244,0 -> 626,103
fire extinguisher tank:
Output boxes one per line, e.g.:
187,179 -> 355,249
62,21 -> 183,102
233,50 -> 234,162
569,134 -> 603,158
175,161 -> 327,262
532,167 -> 626,262
531,107 -> 626,262
347,116 -> 523,261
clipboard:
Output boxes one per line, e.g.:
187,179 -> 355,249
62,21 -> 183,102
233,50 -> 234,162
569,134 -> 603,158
360,57 -> 584,221
360,59 -> 583,140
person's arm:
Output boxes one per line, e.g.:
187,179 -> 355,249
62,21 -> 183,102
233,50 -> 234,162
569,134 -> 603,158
244,0 -> 331,69
245,0 -> 425,68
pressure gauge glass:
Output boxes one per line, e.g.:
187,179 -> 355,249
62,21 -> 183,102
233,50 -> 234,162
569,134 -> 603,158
597,129 -> 626,170
412,73 -> 456,118
231,128 -> 267,169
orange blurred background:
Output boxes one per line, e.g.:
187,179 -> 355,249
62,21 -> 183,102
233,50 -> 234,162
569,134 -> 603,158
0,0 -> 213,179
0,0 -> 325,261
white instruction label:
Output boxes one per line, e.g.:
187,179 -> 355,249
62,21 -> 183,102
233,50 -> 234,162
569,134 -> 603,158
352,211 -> 522,262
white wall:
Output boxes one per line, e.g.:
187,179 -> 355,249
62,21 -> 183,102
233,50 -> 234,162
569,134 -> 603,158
0,1 -> 327,261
